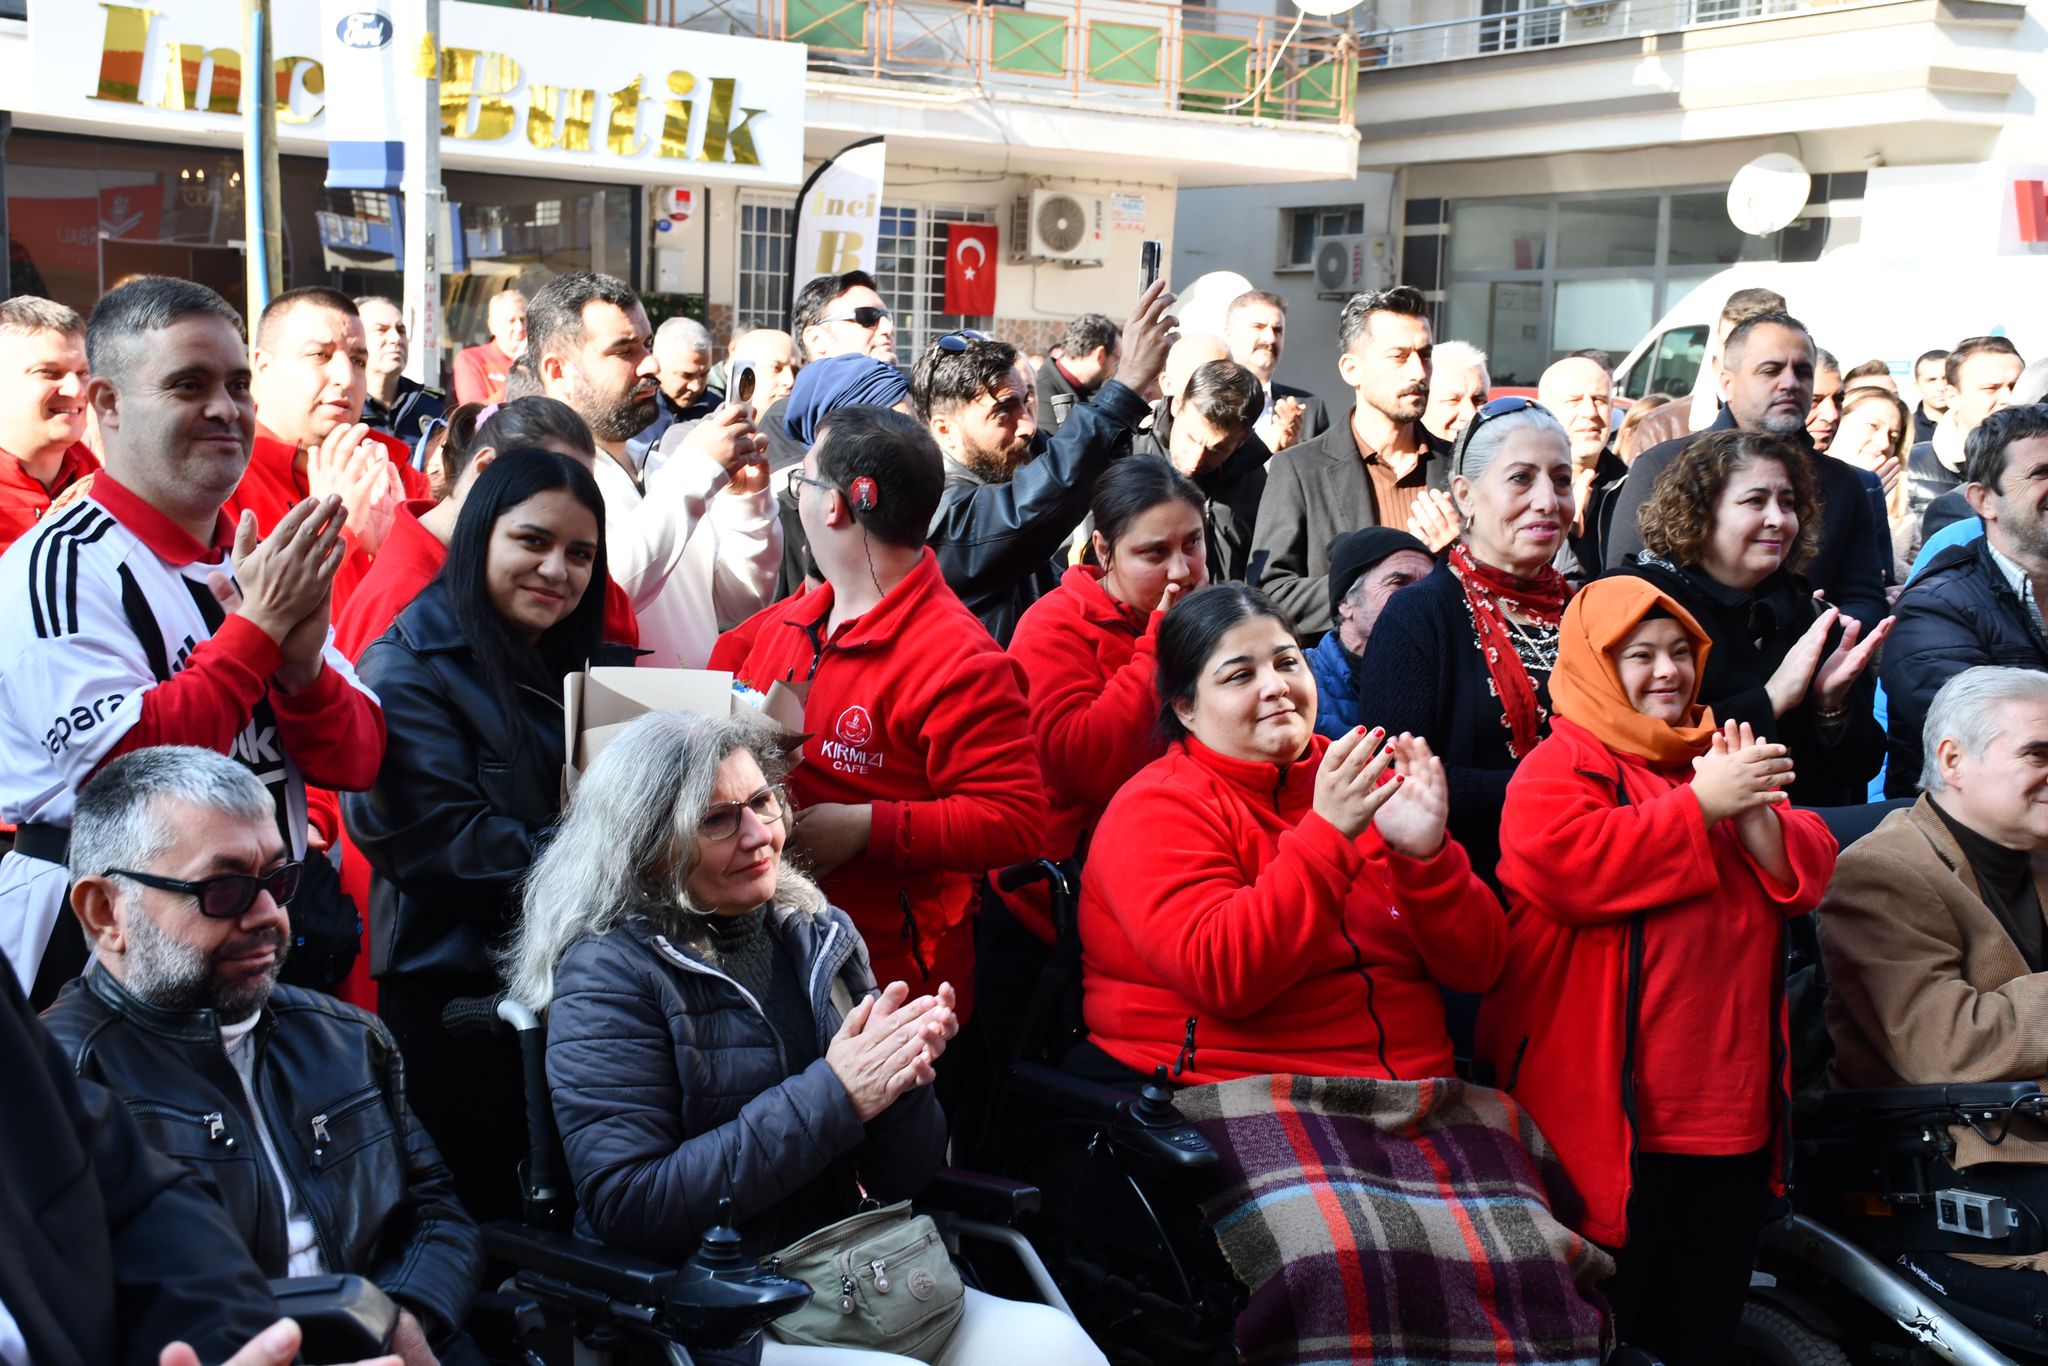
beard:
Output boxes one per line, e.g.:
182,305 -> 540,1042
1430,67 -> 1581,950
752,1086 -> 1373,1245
956,432 -> 1031,484
1756,406 -> 1809,437
1370,385 -> 1429,426
123,904 -> 287,1024
573,374 -> 659,443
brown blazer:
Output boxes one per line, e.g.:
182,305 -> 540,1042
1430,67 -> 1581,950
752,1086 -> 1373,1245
1817,797 -> 2048,1167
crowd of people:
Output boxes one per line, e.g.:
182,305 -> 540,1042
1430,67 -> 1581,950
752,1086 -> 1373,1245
1,259 -> 2046,1366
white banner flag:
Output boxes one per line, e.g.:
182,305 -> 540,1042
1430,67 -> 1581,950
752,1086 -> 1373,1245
321,1 -> 404,189
789,137 -> 887,311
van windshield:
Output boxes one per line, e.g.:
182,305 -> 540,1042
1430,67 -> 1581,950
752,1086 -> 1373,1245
1623,325 -> 1710,400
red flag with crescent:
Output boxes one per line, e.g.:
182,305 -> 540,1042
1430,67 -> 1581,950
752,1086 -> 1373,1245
944,223 -> 998,315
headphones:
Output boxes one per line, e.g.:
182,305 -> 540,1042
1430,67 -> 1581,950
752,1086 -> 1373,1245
849,475 -> 879,512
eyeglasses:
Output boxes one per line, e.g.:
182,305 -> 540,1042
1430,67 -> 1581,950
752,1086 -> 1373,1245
702,786 -> 787,842
1452,395 -> 1546,475
823,307 -> 890,330
934,329 -> 994,353
104,863 -> 302,920
784,467 -> 839,501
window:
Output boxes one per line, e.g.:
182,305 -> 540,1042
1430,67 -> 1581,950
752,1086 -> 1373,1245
1282,204 -> 1365,268
1478,0 -> 1561,54
870,202 -> 997,360
1621,325 -> 1710,400
735,192 -> 797,335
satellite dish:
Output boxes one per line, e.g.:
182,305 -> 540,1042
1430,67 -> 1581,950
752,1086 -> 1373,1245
1291,0 -> 1365,17
1727,153 -> 1812,236
1172,271 -> 1254,334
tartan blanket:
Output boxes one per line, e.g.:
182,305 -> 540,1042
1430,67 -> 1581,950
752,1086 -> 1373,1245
1175,1073 -> 1614,1366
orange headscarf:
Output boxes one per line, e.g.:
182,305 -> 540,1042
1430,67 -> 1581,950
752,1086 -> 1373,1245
1548,577 -> 1720,767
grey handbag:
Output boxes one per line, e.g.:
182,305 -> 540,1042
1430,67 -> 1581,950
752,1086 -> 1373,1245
768,1200 -> 965,1361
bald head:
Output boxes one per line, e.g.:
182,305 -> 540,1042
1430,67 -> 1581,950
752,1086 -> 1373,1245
1537,355 -> 1613,467
1163,332 -> 1231,401
487,290 -> 528,355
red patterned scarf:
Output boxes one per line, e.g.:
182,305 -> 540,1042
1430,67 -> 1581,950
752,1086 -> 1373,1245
1447,538 -> 1573,759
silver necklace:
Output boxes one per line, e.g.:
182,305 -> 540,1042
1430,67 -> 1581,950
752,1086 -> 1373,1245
1503,612 -> 1559,672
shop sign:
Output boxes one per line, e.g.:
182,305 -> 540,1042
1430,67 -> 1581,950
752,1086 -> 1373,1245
33,0 -> 807,186
1110,192 -> 1145,231
2018,179 -> 2048,246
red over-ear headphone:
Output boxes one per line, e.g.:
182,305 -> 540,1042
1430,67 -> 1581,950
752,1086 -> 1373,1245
849,476 -> 879,512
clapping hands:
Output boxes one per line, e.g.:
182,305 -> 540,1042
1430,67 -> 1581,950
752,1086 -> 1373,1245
306,423 -> 401,556
826,981 -> 960,1122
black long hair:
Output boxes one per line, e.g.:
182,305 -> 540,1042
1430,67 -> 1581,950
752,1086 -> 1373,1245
1090,455 -> 1204,553
437,448 -> 609,725
1155,582 -> 1292,741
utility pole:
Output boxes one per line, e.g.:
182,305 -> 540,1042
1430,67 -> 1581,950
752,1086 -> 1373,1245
242,0 -> 283,315
402,0 -> 445,388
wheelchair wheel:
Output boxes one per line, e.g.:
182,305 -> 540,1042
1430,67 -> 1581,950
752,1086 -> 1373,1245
1735,1301 -> 1852,1366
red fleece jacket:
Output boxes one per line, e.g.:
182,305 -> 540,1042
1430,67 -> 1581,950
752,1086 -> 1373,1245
0,441 -> 98,556
722,550 -> 1046,1010
1004,565 -> 1166,940
1080,732 -> 1506,1085
1475,716 -> 1838,1247
227,425 -> 430,612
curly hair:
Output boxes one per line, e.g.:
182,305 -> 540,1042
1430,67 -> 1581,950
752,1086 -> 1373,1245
1637,429 -> 1821,574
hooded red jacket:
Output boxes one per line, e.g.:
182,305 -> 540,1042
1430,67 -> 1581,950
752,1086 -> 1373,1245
1080,732 -> 1505,1085
723,549 -> 1046,1009
1005,565 -> 1166,940
1476,716 -> 1837,1247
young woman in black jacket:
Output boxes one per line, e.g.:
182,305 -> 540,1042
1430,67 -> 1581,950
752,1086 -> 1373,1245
1615,429 -> 1891,808
345,449 -> 615,1220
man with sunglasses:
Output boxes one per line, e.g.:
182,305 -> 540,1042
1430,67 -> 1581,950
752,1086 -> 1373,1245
40,746 -> 481,1366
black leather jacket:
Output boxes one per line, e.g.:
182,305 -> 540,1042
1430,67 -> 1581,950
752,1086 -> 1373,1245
930,378 -> 1149,645
38,969 -> 482,1337
345,581 -> 623,979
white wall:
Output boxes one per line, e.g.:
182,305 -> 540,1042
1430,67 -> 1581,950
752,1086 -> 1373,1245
1172,173 -> 1396,415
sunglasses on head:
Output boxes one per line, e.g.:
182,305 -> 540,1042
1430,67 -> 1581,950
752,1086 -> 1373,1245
825,306 -> 890,329
934,329 -> 994,353
1452,395 -> 1546,476
105,862 -> 302,920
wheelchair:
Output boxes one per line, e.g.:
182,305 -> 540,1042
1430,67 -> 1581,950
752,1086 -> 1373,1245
439,991 -> 1081,1365
977,859 -> 1663,1366
1737,856 -> 2048,1366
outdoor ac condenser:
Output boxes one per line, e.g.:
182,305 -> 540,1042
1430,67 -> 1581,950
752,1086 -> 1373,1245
1314,233 -> 1390,299
1012,190 -> 1107,265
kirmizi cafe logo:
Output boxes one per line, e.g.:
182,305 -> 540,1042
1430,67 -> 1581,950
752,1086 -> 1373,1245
822,705 -> 883,774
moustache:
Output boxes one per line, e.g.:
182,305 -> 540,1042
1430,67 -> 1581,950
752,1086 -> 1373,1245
213,926 -> 286,963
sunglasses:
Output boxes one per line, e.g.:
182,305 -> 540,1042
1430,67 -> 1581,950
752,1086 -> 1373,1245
824,306 -> 890,330
934,329 -> 994,353
105,862 -> 302,920
702,786 -> 787,842
1452,395 -> 1546,476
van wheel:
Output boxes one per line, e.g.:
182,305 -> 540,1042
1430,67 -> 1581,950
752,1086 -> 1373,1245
1734,1300 -> 1853,1366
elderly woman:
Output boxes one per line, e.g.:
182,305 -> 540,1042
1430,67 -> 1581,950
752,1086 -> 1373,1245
1080,583 -> 1610,1362
1479,576 -> 1837,1366
1619,428 -> 1891,807
504,711 -> 1106,1366
1354,397 -> 1575,886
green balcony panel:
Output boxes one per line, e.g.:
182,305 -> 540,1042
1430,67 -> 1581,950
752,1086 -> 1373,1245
1178,31 -> 1248,114
1087,21 -> 1159,86
991,11 -> 1067,77
786,0 -> 868,51
549,0 -> 645,19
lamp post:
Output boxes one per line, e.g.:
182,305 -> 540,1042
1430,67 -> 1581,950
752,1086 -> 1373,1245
242,0 -> 283,315
402,0 -> 445,388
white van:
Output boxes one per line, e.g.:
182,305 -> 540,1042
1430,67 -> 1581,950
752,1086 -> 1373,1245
1612,249 -> 2048,411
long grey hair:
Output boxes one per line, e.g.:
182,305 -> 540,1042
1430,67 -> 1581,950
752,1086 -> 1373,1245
501,710 -> 825,1009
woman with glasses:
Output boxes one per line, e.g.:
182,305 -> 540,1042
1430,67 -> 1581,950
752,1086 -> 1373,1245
1615,429 -> 1890,808
1353,397 -> 1575,888
504,711 -> 1109,1365
345,448 -> 620,1222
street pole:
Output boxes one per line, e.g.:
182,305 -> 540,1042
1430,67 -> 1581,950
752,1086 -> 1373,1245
402,0 -> 444,388
242,0 -> 283,316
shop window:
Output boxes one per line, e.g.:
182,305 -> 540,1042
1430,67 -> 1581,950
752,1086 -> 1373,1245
1667,191 -> 1779,266
1552,278 -> 1654,360
1449,198 -> 1548,273
1556,198 -> 1658,270
735,193 -> 797,336
1282,204 -> 1365,268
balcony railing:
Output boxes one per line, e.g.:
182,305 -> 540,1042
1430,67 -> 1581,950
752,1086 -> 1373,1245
492,0 -> 1355,124
1359,0 -> 1817,68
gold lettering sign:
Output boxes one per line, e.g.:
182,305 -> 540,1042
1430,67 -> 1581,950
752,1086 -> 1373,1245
440,47 -> 521,141
93,2 -> 157,105
606,75 -> 648,158
275,56 -> 325,126
697,78 -> 763,167
161,42 -> 241,114
815,232 -> 866,275
528,85 -> 596,152
658,71 -> 695,160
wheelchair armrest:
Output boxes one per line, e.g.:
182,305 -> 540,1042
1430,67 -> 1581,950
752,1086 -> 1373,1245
266,1276 -> 397,1361
1009,1060 -> 1136,1122
482,1220 -> 678,1304
1818,1081 -> 2048,1122
921,1167 -> 1041,1223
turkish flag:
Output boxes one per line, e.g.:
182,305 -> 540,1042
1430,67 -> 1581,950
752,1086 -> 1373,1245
944,223 -> 998,315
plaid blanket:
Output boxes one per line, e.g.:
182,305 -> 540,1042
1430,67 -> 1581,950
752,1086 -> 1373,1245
1175,1073 -> 1614,1366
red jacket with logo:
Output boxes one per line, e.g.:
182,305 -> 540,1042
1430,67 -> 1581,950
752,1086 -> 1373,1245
1005,565 -> 1166,941
227,425 -> 430,612
1475,717 -> 1837,1246
1081,732 -> 1505,1085
723,550 -> 1046,1010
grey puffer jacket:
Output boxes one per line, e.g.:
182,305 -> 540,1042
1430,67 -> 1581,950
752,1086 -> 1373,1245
545,903 -> 947,1262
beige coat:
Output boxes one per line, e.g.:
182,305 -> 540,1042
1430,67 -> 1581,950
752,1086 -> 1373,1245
1817,797 -> 2048,1169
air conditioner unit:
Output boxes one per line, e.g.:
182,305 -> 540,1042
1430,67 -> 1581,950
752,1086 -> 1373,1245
1313,233 -> 1390,299
1012,190 -> 1107,265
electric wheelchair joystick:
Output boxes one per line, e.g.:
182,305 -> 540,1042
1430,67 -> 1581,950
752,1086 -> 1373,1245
1109,1065 -> 1218,1168
665,1197 -> 815,1349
